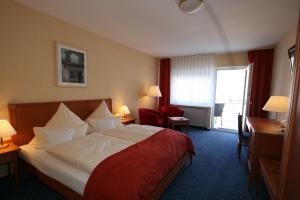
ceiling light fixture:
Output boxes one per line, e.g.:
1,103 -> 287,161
179,0 -> 204,14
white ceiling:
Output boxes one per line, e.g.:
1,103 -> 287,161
15,0 -> 300,57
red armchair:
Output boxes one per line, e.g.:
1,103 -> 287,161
160,105 -> 184,126
138,108 -> 164,127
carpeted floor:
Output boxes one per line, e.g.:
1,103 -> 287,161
0,128 -> 270,200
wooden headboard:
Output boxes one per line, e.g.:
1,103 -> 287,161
8,99 -> 112,146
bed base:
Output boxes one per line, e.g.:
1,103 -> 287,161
20,159 -> 82,200
149,152 -> 191,200
20,152 -> 191,200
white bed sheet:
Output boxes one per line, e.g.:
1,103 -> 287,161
20,143 -> 89,195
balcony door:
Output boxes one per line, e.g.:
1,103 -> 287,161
213,65 -> 252,131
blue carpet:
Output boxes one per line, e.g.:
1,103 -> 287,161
0,128 -> 270,199
161,128 -> 270,200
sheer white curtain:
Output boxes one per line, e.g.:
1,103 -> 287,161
170,54 -> 215,107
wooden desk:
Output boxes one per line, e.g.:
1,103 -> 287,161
246,117 -> 284,189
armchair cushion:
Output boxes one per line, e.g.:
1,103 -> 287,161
160,105 -> 184,127
138,108 -> 164,127
160,105 -> 184,117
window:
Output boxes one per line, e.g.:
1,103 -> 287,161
170,54 -> 215,107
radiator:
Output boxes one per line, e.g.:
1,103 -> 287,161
179,105 -> 212,129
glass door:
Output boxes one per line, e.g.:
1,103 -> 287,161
214,67 -> 248,131
242,64 -> 253,129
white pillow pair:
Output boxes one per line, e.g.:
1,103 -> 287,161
32,101 -> 113,148
85,101 -> 123,132
87,115 -> 123,133
32,101 -> 117,148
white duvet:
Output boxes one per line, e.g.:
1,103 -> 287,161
101,124 -> 163,142
46,124 -> 163,173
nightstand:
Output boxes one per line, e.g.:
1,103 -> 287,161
0,143 -> 20,188
122,116 -> 136,125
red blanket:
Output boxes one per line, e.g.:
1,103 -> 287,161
83,128 -> 195,200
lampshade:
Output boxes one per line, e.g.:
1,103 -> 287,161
179,0 -> 204,14
0,120 -> 16,138
263,96 -> 289,113
147,85 -> 162,97
120,105 -> 130,115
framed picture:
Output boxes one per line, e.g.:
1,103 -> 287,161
57,43 -> 87,87
288,45 -> 296,75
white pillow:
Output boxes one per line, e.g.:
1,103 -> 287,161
72,123 -> 88,138
33,127 -> 74,149
88,101 -> 112,119
113,115 -> 124,128
88,118 -> 115,132
46,103 -> 88,138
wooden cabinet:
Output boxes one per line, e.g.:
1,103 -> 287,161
121,116 -> 136,125
0,143 -> 20,188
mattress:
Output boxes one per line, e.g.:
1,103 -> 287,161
19,143 -> 89,195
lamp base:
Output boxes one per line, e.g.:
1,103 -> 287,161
0,137 -> 9,149
0,143 -> 9,149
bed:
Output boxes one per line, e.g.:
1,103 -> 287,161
8,99 -> 194,200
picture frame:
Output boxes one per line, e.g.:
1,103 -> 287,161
57,43 -> 87,87
288,45 -> 296,75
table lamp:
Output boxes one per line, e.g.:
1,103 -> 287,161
0,120 -> 16,148
120,105 -> 130,119
147,85 -> 162,108
262,96 -> 289,124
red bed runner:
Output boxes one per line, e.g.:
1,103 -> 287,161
83,128 -> 195,200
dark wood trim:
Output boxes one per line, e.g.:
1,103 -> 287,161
277,11 -> 300,200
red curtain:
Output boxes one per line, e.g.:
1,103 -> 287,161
248,49 -> 274,118
159,58 -> 171,108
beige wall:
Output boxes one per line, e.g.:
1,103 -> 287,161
269,27 -> 297,120
215,52 -> 249,67
0,0 -> 158,121
271,28 -> 297,96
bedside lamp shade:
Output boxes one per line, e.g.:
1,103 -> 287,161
263,96 -> 289,113
0,120 -> 16,148
120,105 -> 130,119
147,85 -> 162,97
